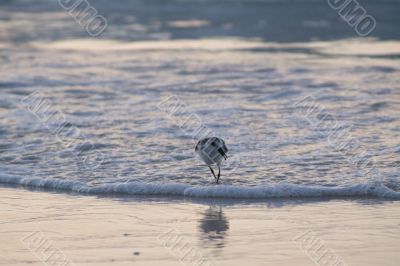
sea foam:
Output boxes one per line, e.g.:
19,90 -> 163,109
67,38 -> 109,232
1,174 -> 399,199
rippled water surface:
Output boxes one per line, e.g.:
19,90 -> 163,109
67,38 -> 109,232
0,0 -> 399,197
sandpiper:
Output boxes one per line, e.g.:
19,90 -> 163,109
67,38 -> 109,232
195,137 -> 228,184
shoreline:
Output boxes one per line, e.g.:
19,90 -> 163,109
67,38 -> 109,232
1,174 -> 400,200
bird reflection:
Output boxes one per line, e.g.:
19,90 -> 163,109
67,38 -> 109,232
198,206 -> 229,251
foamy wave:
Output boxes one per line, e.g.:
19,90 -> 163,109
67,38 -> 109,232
1,174 -> 399,199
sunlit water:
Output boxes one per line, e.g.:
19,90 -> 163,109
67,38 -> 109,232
0,0 -> 399,198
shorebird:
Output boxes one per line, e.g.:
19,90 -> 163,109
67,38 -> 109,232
195,137 -> 228,184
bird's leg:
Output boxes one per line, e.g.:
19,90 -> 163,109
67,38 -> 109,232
208,166 -> 217,182
216,166 -> 221,184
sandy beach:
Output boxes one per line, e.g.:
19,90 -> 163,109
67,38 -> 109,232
1,187 -> 399,266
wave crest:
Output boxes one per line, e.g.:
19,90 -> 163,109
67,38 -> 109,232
1,175 -> 399,199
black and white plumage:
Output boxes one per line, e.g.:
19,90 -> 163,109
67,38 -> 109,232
195,137 -> 228,184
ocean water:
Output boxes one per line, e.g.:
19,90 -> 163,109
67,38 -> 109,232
0,0 -> 399,199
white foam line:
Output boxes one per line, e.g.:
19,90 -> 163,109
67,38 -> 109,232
0,174 -> 399,199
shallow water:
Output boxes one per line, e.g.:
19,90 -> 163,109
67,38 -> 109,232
0,0 -> 399,198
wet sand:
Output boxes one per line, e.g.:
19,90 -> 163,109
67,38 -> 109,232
1,187 -> 399,266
